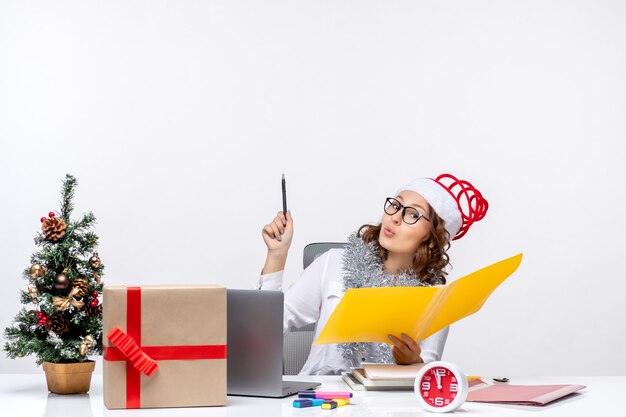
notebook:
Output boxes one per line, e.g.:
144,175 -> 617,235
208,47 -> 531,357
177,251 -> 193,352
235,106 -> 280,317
342,369 -> 415,391
362,363 -> 425,380
467,383 -> 586,406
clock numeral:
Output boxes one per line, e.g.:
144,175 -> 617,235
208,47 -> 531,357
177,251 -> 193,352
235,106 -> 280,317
435,368 -> 446,377
424,375 -> 431,381
421,382 -> 431,391
451,377 -> 457,383
435,397 -> 444,406
450,383 -> 458,392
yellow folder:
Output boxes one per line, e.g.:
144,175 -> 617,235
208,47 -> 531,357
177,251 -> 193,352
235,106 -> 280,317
315,253 -> 523,345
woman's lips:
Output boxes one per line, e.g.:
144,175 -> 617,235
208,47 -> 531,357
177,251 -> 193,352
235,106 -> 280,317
384,227 -> 395,237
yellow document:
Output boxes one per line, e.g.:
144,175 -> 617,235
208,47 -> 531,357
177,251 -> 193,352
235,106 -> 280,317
315,253 -> 522,345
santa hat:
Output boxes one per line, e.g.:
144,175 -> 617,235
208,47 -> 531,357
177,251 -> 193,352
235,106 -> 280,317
394,173 -> 489,241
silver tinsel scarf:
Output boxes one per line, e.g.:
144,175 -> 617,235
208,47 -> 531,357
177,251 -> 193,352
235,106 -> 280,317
337,232 -> 444,367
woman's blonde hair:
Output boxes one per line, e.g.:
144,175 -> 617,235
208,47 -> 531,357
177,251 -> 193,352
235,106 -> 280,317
357,206 -> 451,284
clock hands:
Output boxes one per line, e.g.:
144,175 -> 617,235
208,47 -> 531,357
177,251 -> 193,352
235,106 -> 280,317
435,370 -> 443,390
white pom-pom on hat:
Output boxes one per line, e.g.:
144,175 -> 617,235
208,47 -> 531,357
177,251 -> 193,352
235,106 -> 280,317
394,173 -> 489,241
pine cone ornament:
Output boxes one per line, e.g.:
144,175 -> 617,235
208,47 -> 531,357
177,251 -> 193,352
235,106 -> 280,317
42,217 -> 67,242
44,314 -> 70,335
71,278 -> 89,298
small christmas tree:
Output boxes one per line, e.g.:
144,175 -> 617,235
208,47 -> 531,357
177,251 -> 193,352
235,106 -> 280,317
4,174 -> 104,364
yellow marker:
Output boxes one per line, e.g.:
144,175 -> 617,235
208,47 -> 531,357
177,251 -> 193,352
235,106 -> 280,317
467,375 -> 482,381
321,398 -> 350,409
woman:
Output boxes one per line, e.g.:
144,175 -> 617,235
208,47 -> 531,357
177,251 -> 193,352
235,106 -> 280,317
259,173 -> 488,375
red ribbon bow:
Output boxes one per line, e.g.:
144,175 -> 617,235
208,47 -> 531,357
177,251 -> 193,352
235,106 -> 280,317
107,327 -> 159,376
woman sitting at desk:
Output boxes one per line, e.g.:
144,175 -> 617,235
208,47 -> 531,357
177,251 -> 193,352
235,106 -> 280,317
258,174 -> 488,375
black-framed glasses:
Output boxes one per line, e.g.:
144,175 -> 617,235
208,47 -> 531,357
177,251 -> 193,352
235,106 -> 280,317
384,197 -> 430,225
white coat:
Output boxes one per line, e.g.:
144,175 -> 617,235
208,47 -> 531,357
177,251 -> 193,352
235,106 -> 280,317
259,247 -> 449,375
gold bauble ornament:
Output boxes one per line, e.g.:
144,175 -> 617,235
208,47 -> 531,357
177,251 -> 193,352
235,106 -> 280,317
89,252 -> 101,269
16,353 -> 25,358
54,273 -> 70,290
84,335 -> 95,346
29,264 -> 45,279
79,343 -> 89,356
27,285 -> 39,299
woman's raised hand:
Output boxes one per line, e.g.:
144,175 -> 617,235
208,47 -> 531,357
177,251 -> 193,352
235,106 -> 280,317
262,210 -> 294,254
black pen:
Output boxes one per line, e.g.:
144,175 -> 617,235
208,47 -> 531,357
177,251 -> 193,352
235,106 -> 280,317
282,174 -> 287,218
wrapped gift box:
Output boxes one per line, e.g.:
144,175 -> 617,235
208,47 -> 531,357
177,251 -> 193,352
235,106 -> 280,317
103,285 -> 227,409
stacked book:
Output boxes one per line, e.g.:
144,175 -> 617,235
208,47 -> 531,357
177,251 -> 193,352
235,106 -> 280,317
342,363 -> 425,391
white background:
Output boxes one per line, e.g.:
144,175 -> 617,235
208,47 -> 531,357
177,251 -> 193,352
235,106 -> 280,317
1,0 -> 624,376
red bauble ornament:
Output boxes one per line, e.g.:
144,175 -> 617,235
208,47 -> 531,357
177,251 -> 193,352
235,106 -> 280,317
89,299 -> 99,307
37,319 -> 44,326
40,217 -> 46,223
41,316 -> 48,323
36,312 -> 43,318
91,291 -> 99,298
48,212 -> 55,217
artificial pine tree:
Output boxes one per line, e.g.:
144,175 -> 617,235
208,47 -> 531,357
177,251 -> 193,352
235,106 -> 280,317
3,174 -> 104,366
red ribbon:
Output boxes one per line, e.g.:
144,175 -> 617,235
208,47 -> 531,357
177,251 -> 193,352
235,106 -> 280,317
104,286 -> 227,408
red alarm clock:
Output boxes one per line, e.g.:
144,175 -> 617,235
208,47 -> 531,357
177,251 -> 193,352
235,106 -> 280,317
414,361 -> 469,413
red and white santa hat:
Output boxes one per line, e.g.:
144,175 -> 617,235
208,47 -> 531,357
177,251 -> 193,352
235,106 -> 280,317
394,173 -> 489,241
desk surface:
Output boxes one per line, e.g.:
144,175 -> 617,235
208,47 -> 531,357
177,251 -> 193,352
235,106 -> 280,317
0,374 -> 623,416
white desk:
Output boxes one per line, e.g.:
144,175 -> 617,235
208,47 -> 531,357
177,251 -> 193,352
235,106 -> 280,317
0,374 -> 623,416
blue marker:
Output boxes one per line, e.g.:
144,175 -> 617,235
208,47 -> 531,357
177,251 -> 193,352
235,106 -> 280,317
293,398 -> 326,408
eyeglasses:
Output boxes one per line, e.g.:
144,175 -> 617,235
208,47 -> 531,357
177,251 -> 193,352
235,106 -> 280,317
384,197 -> 430,225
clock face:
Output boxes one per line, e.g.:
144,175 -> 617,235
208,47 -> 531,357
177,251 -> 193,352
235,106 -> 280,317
417,365 -> 461,409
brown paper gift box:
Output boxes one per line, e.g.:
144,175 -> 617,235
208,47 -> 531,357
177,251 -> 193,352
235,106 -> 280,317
102,285 -> 227,409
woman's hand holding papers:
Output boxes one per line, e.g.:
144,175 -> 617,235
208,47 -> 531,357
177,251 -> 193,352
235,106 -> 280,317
388,333 -> 423,365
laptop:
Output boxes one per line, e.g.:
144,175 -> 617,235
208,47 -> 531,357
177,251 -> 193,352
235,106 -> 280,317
227,289 -> 320,397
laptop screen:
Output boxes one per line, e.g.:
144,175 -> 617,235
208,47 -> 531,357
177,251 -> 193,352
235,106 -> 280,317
227,289 -> 284,396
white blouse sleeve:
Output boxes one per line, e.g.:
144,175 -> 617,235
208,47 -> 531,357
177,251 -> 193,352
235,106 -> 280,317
258,251 -> 330,334
418,326 -> 449,363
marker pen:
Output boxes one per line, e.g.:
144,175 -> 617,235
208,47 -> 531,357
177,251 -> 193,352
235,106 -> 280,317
293,398 -> 325,408
298,391 -> 353,399
321,398 -> 350,409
